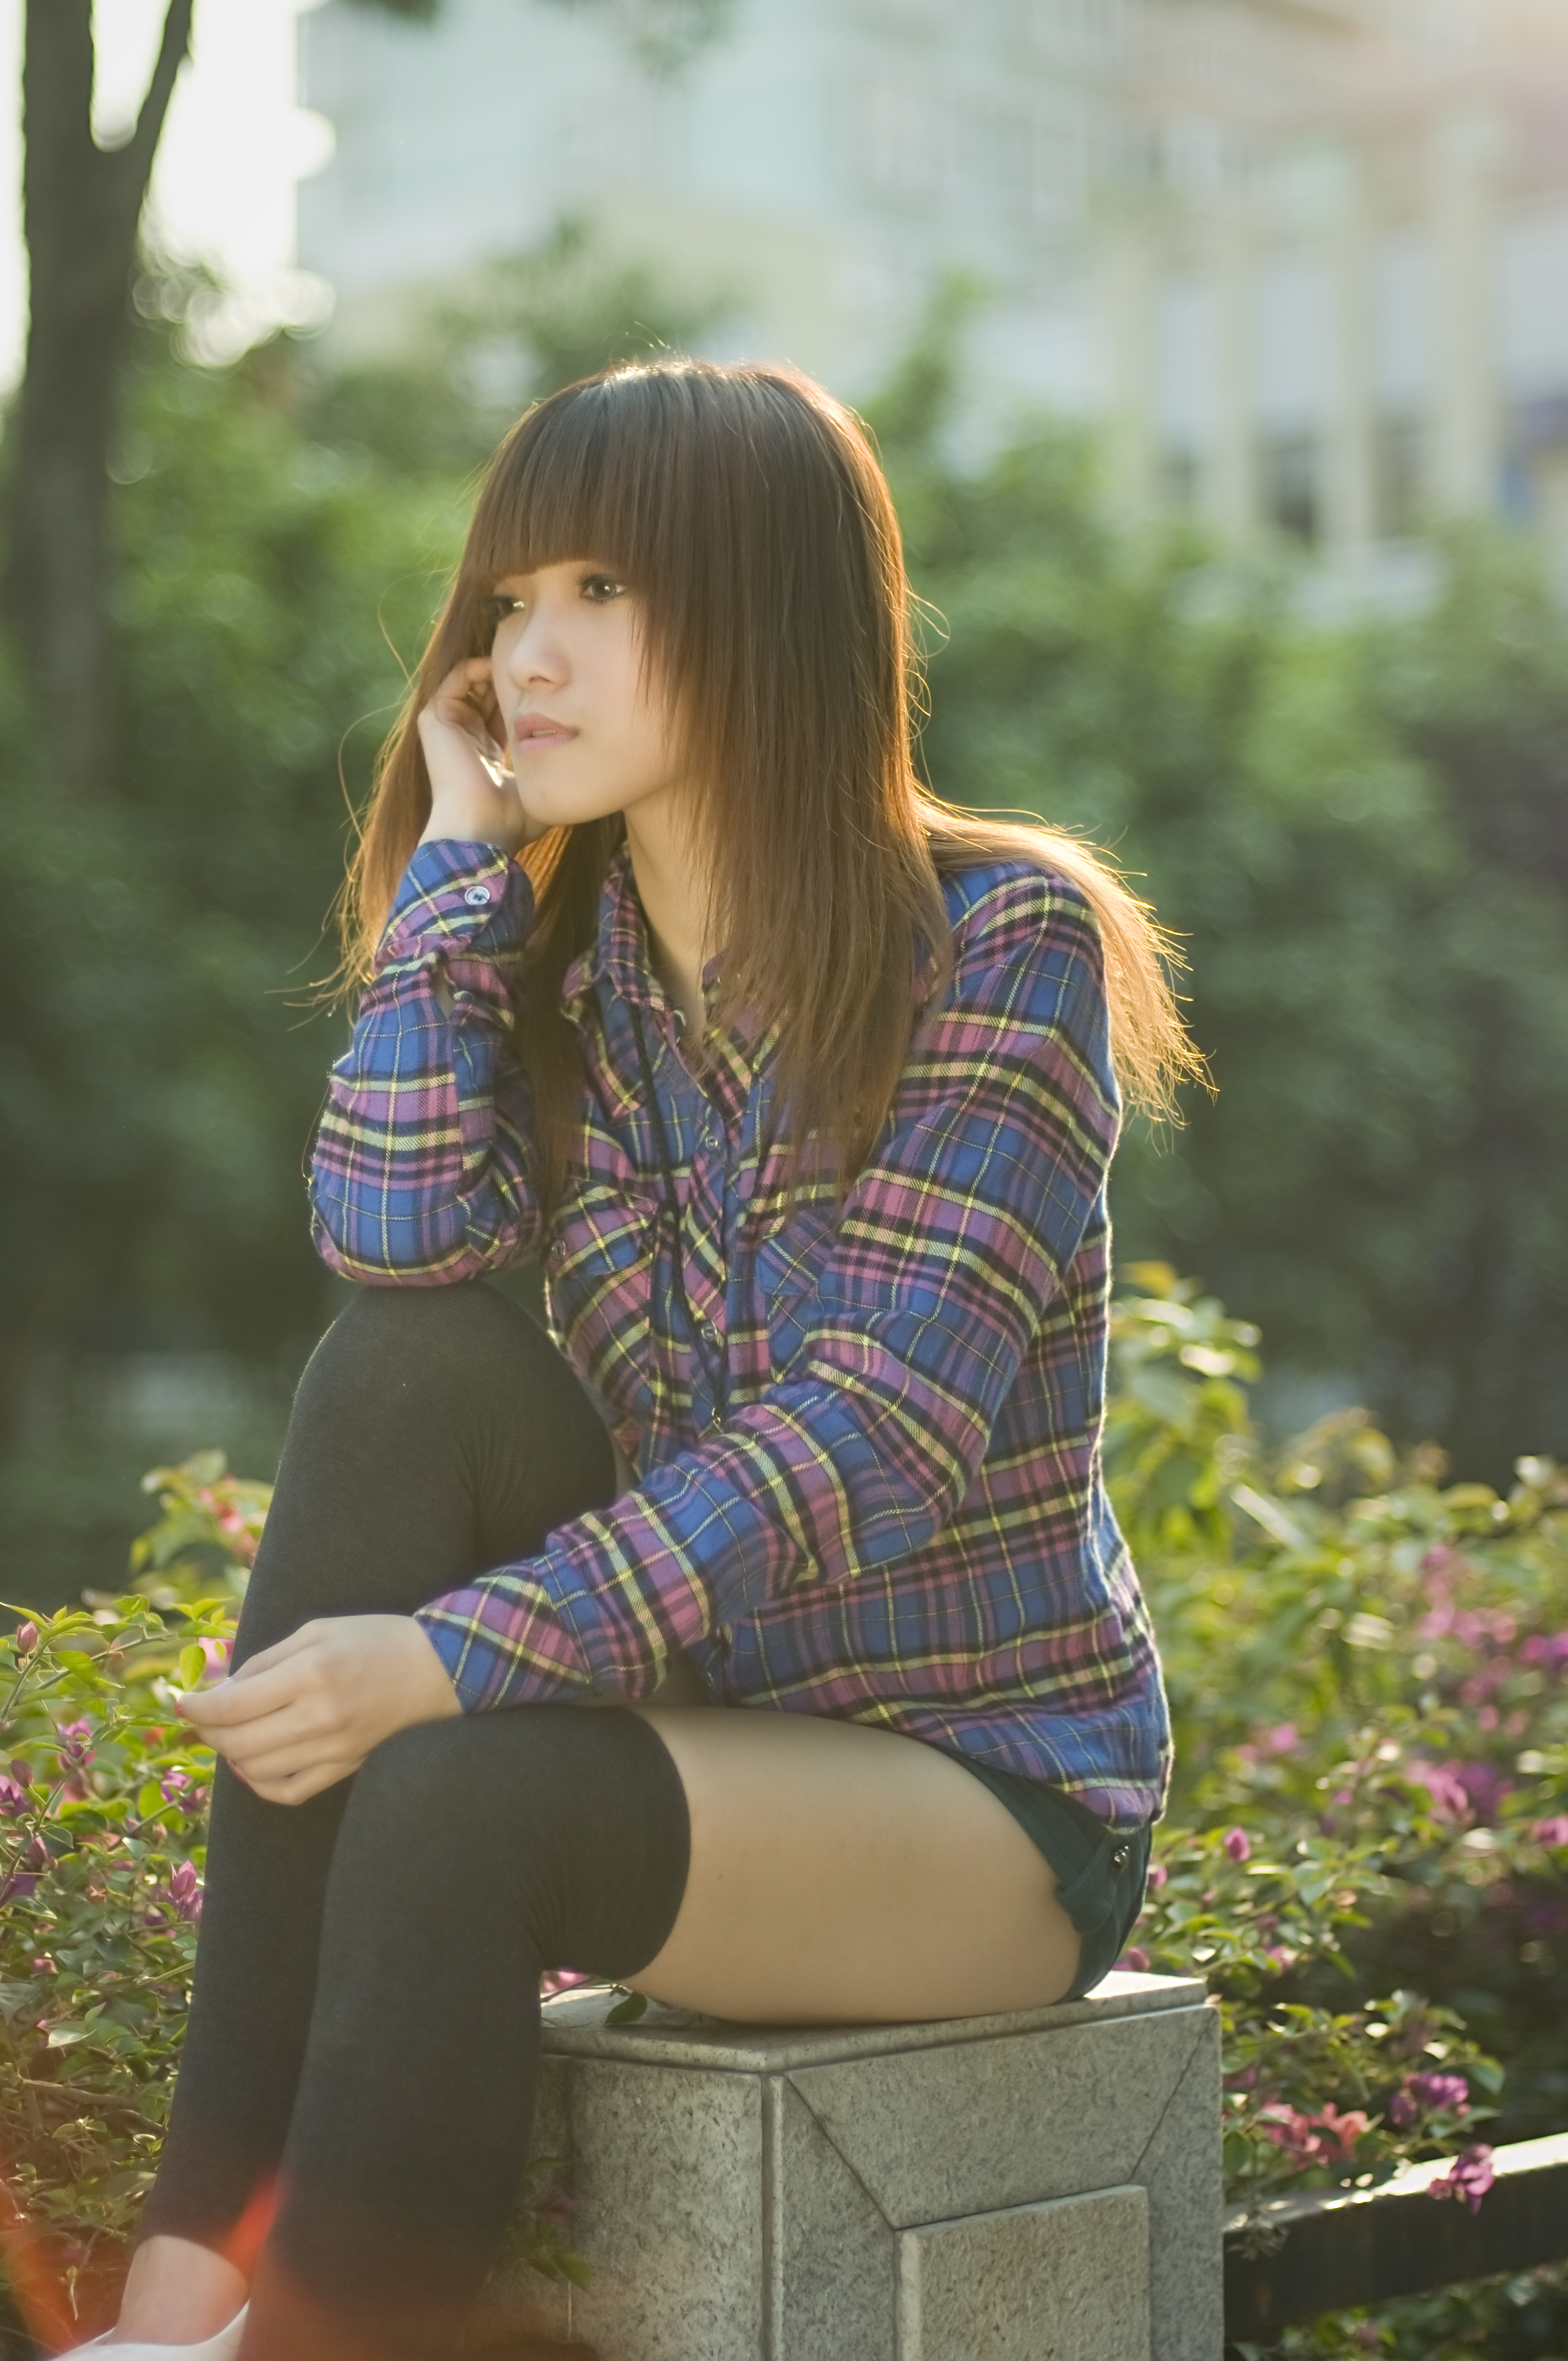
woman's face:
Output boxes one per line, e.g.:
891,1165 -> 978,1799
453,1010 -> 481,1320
484,558 -> 690,832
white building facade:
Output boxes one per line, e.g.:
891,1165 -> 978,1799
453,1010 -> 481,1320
298,0 -> 1568,555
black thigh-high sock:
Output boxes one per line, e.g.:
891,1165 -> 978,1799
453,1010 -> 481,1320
238,1708 -> 689,2361
141,1281 -> 626,2253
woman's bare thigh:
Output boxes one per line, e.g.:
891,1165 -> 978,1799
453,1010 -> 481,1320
625,1705 -> 1081,2025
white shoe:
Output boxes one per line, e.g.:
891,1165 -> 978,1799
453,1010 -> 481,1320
64,2302 -> 248,2358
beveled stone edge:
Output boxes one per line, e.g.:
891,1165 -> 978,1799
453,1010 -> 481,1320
538,1971 -> 1208,2070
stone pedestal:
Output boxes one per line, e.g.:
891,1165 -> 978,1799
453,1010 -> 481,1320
497,1970 -> 1222,2361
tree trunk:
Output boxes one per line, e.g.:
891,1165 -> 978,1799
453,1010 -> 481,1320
2,0 -> 193,801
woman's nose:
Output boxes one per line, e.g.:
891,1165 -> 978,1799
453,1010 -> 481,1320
502,613 -> 566,687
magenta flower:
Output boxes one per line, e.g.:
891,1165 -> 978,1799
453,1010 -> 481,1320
199,1638 -> 231,1677
1266,1723 -> 1299,1754
1428,2143 -> 1494,2215
1409,2071 -> 1469,2113
0,1777 -> 28,1818
1117,1945 -> 1151,1972
1533,1816 -> 1568,1848
1223,1826 -> 1251,1863
1389,2088 -> 1418,2129
1146,1860 -> 1168,1891
0,1874 -> 38,1905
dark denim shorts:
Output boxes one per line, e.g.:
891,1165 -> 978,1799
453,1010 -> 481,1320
960,1762 -> 1154,2000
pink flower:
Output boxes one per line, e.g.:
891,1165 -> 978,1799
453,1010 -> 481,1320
1266,1723 -> 1299,1754
1533,1817 -> 1568,1848
1428,2143 -> 1495,2215
1223,1827 -> 1251,1863
12,1622 -> 37,1659
149,1860 -> 204,1924
1260,2101 -> 1368,2167
1409,1761 -> 1472,1823
1315,2103 -> 1370,2159
1116,1946 -> 1151,1972
0,1777 -> 28,1818
1259,2104 -> 1323,2162
1146,1861 -> 1168,1891
1389,2088 -> 1418,2129
199,1638 -> 231,1677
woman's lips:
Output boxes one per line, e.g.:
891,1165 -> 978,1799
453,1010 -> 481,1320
513,714 -> 576,750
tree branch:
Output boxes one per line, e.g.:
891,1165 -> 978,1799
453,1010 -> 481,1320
126,0 -> 196,187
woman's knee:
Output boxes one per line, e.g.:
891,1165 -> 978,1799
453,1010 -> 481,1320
293,1281 -> 522,1430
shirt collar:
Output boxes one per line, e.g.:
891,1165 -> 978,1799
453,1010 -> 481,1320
561,846 -> 667,1021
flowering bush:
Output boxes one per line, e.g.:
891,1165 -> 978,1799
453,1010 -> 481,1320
1109,1266 -> 1568,2354
0,1459 -> 585,2351
4,1281 -> 1566,2352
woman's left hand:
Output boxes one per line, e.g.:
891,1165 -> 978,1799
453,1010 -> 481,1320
178,1617 -> 463,1805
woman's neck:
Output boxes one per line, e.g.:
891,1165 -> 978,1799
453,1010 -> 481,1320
624,798 -> 711,1037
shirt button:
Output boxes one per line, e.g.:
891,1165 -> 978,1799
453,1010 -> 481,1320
547,1239 -> 566,1267
700,1319 -> 720,1343
700,1124 -> 720,1151
1110,1844 -> 1130,1868
463,884 -> 492,907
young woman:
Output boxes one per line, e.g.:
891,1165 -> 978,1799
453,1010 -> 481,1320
84,360 -> 1196,2361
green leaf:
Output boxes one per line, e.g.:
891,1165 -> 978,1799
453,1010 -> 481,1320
603,1987 -> 649,2027
176,1645 -> 205,1694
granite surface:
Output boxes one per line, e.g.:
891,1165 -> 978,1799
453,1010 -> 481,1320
493,1973 -> 1222,2359
899,2186 -> 1152,2361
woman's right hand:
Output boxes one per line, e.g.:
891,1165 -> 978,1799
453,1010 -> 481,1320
417,656 -> 549,855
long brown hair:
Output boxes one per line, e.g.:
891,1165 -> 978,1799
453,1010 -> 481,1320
343,360 -> 1202,1207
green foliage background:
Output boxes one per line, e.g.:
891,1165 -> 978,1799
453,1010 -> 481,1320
7,254 -> 1568,1614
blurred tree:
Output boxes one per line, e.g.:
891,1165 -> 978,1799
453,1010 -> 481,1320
304,214 -> 734,476
874,356 -> 1568,1482
2,0 -> 732,811
0,218 -> 731,1597
2,0 -> 193,803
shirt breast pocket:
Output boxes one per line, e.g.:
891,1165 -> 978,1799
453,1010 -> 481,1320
755,1209 -> 838,1378
546,1180 -> 662,1422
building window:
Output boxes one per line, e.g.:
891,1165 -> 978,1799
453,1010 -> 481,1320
1162,448 -> 1202,513
1374,417 -> 1425,540
1504,396 -> 1568,536
1260,433 -> 1320,544
862,80 -> 964,209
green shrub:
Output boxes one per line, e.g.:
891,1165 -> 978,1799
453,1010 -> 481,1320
2,1275 -> 1564,2349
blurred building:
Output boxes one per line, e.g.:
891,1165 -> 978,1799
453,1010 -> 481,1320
298,0 -> 1130,425
298,0 -> 1568,561
1113,0 -> 1568,572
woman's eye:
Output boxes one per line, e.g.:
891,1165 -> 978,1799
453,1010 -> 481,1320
581,573 -> 627,603
481,594 -> 524,638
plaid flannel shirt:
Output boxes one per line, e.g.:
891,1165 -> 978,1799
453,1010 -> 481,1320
309,837 -> 1170,1828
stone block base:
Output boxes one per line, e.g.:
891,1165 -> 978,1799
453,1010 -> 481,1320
492,1970 -> 1221,2361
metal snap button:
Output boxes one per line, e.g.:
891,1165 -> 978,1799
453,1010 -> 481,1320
546,1239 -> 566,1266
1110,1844 -> 1130,1868
463,884 -> 492,907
